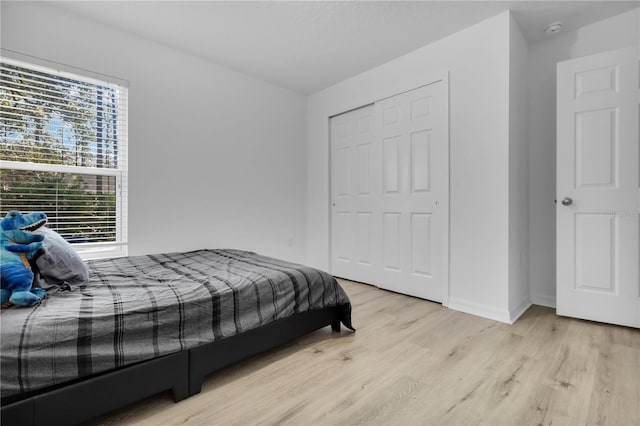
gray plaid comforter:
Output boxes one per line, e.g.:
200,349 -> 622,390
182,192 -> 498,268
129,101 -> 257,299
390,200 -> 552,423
0,249 -> 352,399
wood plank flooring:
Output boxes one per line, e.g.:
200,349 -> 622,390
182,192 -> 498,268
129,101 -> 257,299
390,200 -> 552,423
89,279 -> 640,426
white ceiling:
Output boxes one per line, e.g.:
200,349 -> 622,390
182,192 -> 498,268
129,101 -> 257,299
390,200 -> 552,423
50,1 -> 638,94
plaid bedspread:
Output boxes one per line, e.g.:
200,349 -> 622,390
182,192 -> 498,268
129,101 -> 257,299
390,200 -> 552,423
0,249 -> 352,399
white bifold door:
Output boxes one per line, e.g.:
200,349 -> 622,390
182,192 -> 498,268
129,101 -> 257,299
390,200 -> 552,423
556,47 -> 639,328
330,81 -> 448,303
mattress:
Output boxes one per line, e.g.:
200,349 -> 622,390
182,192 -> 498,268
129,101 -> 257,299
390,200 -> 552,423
0,249 -> 352,399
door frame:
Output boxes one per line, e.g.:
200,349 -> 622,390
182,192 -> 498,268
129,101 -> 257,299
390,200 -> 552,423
327,72 -> 450,307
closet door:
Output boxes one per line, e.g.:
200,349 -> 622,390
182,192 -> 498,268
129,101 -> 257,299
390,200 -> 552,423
556,47 -> 639,327
330,81 -> 448,303
330,105 -> 379,284
376,82 -> 448,302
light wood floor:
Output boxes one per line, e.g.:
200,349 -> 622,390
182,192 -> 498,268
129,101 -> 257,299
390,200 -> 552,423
90,279 -> 640,426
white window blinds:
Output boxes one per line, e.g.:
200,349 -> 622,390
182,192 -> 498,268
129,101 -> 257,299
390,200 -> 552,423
0,56 -> 128,259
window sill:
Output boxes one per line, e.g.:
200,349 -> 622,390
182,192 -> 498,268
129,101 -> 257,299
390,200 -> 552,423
74,244 -> 128,261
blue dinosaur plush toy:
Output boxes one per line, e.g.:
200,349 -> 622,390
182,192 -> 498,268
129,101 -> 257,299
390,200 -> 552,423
1,210 -> 48,307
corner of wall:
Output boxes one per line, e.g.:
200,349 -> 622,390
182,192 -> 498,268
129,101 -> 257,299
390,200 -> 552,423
507,12 -> 531,318
530,293 -> 556,308
509,297 -> 532,323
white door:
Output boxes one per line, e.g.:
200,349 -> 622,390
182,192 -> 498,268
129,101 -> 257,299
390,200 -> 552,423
331,81 -> 448,302
556,47 -> 639,328
330,104 -> 378,284
375,83 -> 448,301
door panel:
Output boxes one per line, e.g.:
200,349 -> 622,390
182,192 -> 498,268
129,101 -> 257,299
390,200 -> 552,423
411,212 -> 432,277
355,212 -> 372,265
574,213 -> 616,292
334,147 -> 350,196
575,108 -> 617,187
355,143 -> 372,195
557,46 -> 639,328
333,211 -> 351,263
411,130 -> 431,192
383,136 -> 401,193
383,212 -> 401,271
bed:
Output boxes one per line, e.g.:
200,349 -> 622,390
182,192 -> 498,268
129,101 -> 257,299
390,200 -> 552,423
1,249 -> 354,426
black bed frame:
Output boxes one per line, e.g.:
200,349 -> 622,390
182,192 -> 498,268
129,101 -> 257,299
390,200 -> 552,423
1,306 -> 346,426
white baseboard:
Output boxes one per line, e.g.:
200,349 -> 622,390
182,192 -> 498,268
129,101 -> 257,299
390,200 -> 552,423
448,298 -> 513,324
509,297 -> 532,324
531,293 -> 556,308
448,297 -> 533,324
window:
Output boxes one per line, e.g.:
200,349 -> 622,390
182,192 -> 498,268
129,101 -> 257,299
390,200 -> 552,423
0,55 -> 128,259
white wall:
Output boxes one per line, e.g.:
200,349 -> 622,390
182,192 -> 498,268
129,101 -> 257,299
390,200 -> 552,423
308,11 -> 516,322
508,15 -> 530,321
528,8 -> 640,307
1,1 -> 308,262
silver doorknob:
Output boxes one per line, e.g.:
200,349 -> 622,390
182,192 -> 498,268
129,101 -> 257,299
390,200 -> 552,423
561,197 -> 573,206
